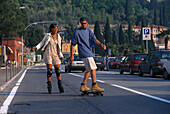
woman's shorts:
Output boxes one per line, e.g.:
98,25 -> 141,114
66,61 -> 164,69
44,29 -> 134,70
43,54 -> 61,65
82,57 -> 97,72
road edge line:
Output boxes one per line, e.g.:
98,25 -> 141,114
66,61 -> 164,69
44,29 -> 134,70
0,68 -> 26,92
0,68 -> 28,114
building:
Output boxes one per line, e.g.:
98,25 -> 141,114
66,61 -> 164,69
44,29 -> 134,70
122,24 -> 169,50
3,37 -> 24,64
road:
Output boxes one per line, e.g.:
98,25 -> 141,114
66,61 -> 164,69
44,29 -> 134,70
0,65 -> 170,114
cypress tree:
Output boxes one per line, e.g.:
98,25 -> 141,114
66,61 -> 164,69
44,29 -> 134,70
128,21 -> 133,45
94,21 -> 104,56
163,2 -> 167,27
119,24 -> 125,45
103,17 -> 112,44
112,29 -> 119,45
159,7 -> 162,26
154,7 -> 157,25
125,0 -> 132,22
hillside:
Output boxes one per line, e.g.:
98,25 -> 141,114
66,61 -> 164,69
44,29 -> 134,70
14,0 -> 154,25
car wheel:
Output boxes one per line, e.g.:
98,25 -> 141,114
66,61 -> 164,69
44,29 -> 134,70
138,67 -> 143,76
150,68 -> 156,77
163,69 -> 170,80
129,67 -> 134,75
65,68 -> 67,73
119,67 -> 123,74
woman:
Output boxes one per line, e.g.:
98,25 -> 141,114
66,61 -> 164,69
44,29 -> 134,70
32,23 -> 64,94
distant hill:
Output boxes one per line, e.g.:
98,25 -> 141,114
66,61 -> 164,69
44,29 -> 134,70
15,0 -> 169,26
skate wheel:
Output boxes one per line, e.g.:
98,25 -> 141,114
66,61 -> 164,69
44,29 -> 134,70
81,93 -> 84,96
101,93 -> 103,96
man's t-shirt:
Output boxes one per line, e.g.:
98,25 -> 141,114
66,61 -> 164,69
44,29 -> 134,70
71,27 -> 97,58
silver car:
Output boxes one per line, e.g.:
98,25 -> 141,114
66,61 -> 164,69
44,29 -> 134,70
65,55 -> 85,73
163,60 -> 170,80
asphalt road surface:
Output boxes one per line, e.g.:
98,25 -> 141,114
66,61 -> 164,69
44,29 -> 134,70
0,65 -> 170,114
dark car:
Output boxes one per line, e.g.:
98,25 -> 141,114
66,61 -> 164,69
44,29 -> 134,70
119,53 -> 147,74
109,57 -> 125,69
94,57 -> 106,71
138,50 -> 170,78
65,55 -> 85,73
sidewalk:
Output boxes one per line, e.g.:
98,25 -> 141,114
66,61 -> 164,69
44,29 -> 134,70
0,66 -> 24,91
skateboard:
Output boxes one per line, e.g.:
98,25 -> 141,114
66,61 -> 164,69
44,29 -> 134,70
81,91 -> 104,96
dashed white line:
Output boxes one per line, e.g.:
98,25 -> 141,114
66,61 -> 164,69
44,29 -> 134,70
69,73 -> 170,104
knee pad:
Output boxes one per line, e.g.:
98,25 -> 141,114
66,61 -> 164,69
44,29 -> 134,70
55,68 -> 61,76
47,69 -> 53,77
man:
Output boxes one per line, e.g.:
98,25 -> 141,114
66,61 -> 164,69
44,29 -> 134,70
70,17 -> 106,92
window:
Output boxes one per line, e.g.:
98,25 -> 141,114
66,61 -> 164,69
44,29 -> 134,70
134,54 -> 147,60
161,53 -> 170,59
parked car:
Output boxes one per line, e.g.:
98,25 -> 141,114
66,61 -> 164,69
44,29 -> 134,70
62,59 -> 68,65
163,60 -> 170,80
138,50 -> 170,78
94,56 -> 106,71
109,57 -> 125,69
65,55 -> 85,73
119,53 -> 147,74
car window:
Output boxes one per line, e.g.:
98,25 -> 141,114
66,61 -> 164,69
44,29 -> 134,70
161,53 -> 170,59
115,58 -> 119,62
109,58 -> 115,61
94,57 -> 104,62
134,54 -> 147,60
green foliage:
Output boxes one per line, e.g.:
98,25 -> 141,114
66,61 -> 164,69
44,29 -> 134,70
104,17 -> 112,44
112,29 -> 119,45
13,0 -> 155,25
25,25 -> 44,48
94,21 -> 104,56
0,0 -> 28,37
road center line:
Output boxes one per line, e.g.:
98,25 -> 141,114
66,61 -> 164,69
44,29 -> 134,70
0,68 -> 28,114
69,73 -> 170,104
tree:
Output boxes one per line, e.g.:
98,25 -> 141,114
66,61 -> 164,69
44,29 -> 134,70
154,7 -> 157,25
25,25 -> 44,48
94,21 -> 104,56
157,29 -> 170,50
125,0 -> 132,22
163,2 -> 167,27
119,24 -> 125,45
159,7 -> 162,26
112,29 -> 119,45
128,21 -> 133,45
0,0 -> 28,37
103,17 -> 112,44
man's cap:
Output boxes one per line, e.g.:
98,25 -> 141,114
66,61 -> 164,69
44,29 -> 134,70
79,17 -> 87,22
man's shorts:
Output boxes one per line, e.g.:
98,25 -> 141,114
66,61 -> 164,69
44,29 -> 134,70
82,57 -> 97,72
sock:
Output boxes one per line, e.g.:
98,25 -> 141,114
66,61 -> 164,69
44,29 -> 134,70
92,82 -> 96,85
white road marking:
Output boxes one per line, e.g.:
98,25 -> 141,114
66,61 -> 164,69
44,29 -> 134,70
0,68 -> 28,114
69,73 -> 170,104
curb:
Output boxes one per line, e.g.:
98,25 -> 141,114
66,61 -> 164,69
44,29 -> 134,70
0,68 -> 26,92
